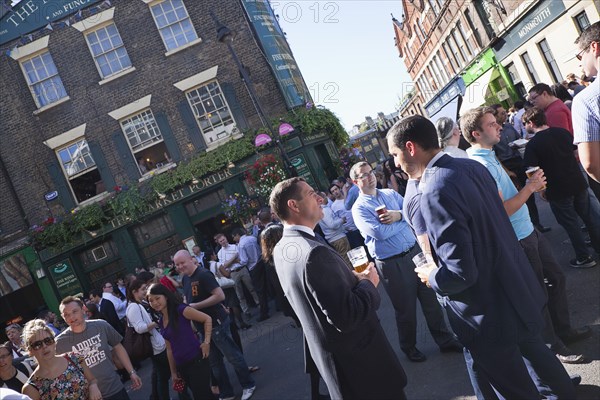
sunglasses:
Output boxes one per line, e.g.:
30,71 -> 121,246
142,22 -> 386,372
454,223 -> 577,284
576,47 -> 586,61
29,336 -> 55,351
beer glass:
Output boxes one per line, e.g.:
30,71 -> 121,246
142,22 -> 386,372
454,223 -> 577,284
347,246 -> 369,273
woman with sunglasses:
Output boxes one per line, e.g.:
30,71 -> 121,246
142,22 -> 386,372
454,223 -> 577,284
147,283 -> 213,399
20,319 -> 101,400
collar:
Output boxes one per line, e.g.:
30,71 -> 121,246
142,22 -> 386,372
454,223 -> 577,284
466,147 -> 494,158
284,224 -> 315,237
424,151 -> 445,170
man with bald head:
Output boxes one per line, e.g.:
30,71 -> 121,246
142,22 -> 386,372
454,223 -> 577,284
174,250 -> 256,400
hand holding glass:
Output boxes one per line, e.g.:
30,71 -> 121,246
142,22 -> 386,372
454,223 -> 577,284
347,246 -> 369,273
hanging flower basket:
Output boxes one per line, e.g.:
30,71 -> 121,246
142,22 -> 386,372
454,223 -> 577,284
245,154 -> 287,200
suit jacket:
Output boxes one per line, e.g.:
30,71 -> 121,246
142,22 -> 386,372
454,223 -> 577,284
420,154 -> 545,346
99,298 -> 124,336
273,227 -> 406,400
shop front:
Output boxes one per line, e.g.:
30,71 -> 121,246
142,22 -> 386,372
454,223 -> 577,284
459,48 -> 519,114
33,132 -> 338,309
424,77 -> 466,123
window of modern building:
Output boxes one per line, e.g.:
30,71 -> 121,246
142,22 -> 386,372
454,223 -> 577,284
520,51 -> 540,85
414,24 -> 423,45
442,42 -> 459,73
150,0 -> 199,52
451,28 -> 470,63
573,10 -> 590,33
434,52 -> 449,84
57,139 -> 105,203
85,24 -> 132,78
456,21 -> 474,57
120,109 -> 170,175
447,33 -> 466,65
537,39 -> 562,84
186,80 -> 235,146
506,62 -> 527,98
464,9 -> 483,48
427,0 -> 440,15
20,52 -> 68,108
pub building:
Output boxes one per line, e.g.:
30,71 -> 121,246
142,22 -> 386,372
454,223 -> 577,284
0,0 -> 341,328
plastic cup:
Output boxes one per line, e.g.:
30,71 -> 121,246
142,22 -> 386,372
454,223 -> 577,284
347,246 -> 369,273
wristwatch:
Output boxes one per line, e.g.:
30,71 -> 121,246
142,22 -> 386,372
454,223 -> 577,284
129,370 -> 137,375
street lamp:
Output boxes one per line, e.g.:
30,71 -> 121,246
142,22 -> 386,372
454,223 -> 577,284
210,11 -> 294,177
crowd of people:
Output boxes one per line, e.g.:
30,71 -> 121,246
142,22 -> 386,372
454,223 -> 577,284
1,21 -> 597,400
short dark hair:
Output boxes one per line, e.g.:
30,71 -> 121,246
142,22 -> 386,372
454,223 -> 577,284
489,103 -> 503,113
551,83 -> 573,102
522,107 -> 547,127
575,21 -> 600,51
460,107 -> 495,144
258,209 -> 272,225
269,177 -> 306,221
60,296 -> 84,309
231,227 -> 246,237
89,288 -> 102,298
328,184 -> 339,194
37,309 -> 52,320
567,81 -> 579,89
387,115 -> 440,152
528,83 -> 552,96
514,100 -> 524,109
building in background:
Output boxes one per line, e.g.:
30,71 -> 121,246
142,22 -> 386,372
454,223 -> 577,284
393,0 -> 600,120
0,0 -> 340,326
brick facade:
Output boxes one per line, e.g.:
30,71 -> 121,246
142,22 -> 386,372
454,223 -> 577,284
0,0 -> 290,240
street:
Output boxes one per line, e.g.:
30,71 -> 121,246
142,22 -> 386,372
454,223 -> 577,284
129,196 -> 600,400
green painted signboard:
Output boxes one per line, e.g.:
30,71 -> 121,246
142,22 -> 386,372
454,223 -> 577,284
0,0 -> 103,45
290,153 -> 317,189
462,49 -> 497,86
48,259 -> 83,298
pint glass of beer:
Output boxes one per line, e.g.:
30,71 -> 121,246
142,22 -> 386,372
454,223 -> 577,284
526,166 -> 546,191
347,246 -> 369,273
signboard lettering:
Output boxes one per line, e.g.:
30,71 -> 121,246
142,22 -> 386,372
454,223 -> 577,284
290,154 -> 317,189
49,259 -> 83,298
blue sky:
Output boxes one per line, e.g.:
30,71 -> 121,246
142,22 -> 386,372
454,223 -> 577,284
273,1 -> 413,130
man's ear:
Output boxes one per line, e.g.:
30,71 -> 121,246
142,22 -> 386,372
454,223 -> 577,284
405,141 -> 416,156
471,130 -> 481,142
286,199 -> 299,214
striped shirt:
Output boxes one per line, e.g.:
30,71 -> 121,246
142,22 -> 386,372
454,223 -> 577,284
572,78 -> 600,145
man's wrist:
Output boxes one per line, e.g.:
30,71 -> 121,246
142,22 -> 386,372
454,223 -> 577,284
129,370 -> 137,375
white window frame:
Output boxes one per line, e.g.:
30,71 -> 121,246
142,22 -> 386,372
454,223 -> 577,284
85,23 -> 132,79
147,0 -> 200,54
73,8 -> 135,83
56,138 -> 106,205
119,109 -> 168,175
10,36 -> 69,112
185,80 -> 236,148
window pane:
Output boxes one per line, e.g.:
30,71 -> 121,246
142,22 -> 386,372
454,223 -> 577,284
120,109 -> 163,152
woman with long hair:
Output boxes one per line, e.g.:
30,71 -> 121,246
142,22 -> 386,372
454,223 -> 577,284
126,278 -> 170,399
146,283 -> 213,399
21,320 -> 101,400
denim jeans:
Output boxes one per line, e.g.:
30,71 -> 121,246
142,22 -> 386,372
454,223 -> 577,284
209,317 -> 255,398
549,188 -> 600,259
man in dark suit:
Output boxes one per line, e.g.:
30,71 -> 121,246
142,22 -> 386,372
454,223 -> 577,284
89,288 -> 124,336
386,115 -> 574,399
270,177 -> 407,400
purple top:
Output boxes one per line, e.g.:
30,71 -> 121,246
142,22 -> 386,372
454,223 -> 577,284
159,304 -> 200,365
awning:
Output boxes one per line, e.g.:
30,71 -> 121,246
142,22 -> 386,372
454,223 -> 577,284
428,95 -> 462,124
459,67 -> 496,115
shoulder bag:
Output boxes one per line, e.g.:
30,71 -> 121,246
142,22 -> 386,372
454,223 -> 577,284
122,304 -> 153,362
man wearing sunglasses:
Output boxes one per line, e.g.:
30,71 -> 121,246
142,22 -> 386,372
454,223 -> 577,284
573,22 -> 600,183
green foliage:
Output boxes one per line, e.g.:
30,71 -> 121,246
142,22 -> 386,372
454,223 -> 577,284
29,107 -> 346,251
285,106 -> 348,147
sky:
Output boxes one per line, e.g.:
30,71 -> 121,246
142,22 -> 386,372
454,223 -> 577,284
272,1 -> 414,130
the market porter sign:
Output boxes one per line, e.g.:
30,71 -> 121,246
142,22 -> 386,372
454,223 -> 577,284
0,0 -> 102,45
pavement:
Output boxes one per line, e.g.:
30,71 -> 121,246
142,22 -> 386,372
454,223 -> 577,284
127,196 -> 600,399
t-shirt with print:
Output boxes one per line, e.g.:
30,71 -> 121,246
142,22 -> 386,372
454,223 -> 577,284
55,319 -> 123,398
182,266 -> 227,332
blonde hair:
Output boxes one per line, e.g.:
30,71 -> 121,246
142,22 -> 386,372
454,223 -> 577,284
22,319 -> 54,348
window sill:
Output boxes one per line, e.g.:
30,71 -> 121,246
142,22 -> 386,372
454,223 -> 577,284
32,96 -> 71,115
75,191 -> 112,209
164,38 -> 202,57
138,162 -> 177,183
98,67 -> 137,85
